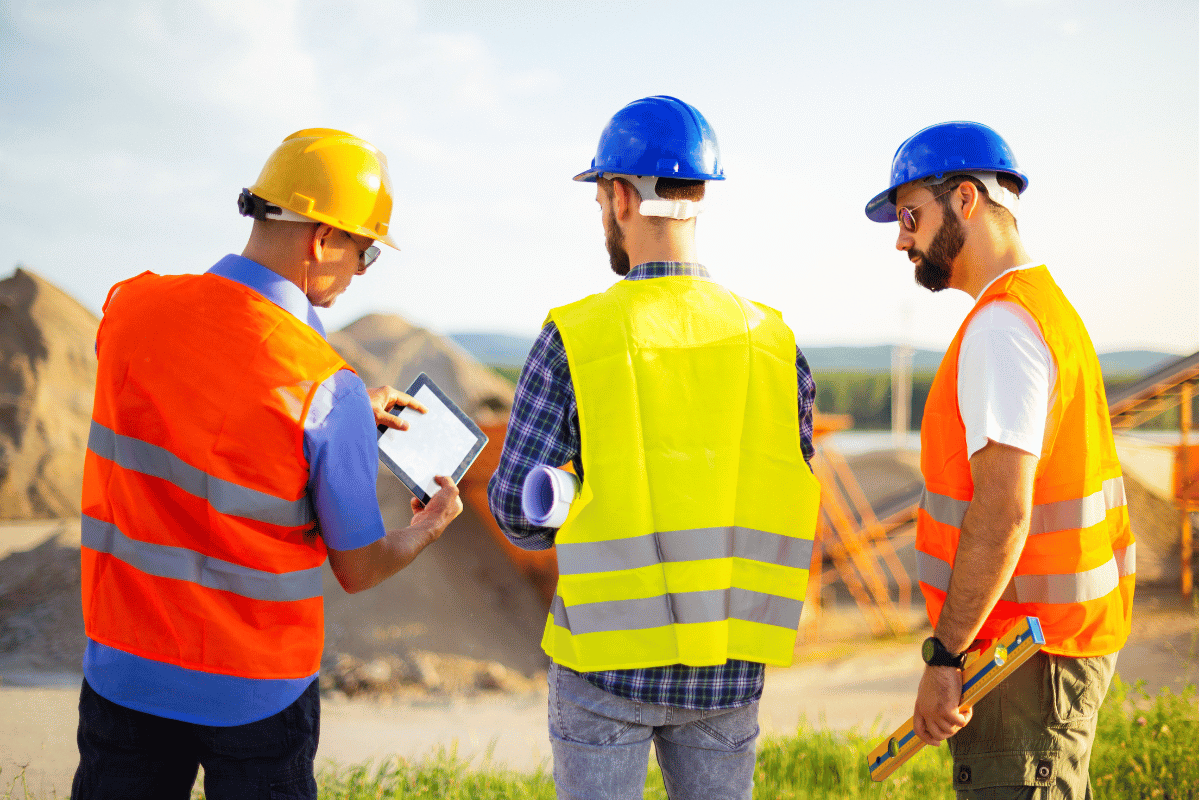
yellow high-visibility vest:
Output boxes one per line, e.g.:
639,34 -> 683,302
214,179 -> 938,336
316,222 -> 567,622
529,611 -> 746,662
543,274 -> 821,671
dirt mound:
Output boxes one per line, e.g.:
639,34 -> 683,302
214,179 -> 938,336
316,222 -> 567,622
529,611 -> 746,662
335,313 -> 514,424
0,520 -> 84,678
320,471 -> 551,682
0,268 -> 99,519
1123,472 -> 1195,587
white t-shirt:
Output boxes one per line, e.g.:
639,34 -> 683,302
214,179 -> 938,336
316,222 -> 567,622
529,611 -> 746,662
957,265 -> 1057,460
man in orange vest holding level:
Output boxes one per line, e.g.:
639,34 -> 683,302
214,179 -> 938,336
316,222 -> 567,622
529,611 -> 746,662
73,129 -> 463,799
865,122 -> 1135,798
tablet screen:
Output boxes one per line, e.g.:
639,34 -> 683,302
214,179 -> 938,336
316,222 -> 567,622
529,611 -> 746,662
376,374 -> 488,503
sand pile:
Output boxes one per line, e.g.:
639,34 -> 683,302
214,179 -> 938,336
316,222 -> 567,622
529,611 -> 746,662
0,520 -> 84,679
322,312 -> 549,689
331,313 -> 514,424
0,268 -> 98,518
319,469 -> 550,696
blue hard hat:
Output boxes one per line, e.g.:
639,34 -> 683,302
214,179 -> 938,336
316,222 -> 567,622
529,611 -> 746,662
573,95 -> 725,183
864,121 -> 1028,222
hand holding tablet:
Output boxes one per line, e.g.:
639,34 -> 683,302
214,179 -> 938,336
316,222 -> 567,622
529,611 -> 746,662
376,373 -> 489,504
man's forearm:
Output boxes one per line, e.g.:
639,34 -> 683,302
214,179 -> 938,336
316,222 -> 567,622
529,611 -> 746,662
327,477 -> 462,593
935,505 -> 1027,652
935,441 -> 1038,653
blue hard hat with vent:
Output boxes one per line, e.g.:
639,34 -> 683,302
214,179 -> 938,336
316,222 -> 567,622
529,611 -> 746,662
865,121 -> 1028,223
574,95 -> 725,183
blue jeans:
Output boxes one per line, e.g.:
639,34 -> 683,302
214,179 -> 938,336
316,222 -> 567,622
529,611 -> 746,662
71,677 -> 319,800
548,663 -> 760,800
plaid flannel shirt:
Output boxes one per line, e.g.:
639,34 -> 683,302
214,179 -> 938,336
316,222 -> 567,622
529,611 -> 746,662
487,262 -> 816,710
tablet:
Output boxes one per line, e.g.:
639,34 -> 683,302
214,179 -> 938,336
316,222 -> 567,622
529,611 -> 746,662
376,373 -> 489,504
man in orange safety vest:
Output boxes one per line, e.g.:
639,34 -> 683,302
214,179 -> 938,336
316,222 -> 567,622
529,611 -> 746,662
864,121 -> 1134,798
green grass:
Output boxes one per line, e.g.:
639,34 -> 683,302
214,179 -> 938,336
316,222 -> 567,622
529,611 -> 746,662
1092,678 -> 1200,800
6,678 -> 1194,799
313,748 -> 556,800
312,678 -> 1198,800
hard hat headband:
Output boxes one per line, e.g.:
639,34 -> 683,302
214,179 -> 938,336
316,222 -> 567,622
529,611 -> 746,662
602,173 -> 704,220
918,171 -> 1020,221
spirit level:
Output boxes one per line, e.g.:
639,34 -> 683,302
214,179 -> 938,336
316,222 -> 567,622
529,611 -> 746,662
867,616 -> 1045,782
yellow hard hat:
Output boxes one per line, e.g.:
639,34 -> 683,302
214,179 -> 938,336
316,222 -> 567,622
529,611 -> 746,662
245,128 -> 399,249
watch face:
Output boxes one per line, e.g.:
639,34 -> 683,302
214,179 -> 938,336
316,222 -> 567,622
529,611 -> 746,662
922,637 -> 936,663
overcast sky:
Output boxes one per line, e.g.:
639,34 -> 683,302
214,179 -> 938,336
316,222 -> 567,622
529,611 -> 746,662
2,0 -> 1196,354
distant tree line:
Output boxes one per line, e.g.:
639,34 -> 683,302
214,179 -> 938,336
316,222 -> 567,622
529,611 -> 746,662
813,371 -> 1199,431
491,364 -> 1196,432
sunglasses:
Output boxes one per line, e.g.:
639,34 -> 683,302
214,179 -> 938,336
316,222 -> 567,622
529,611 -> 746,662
896,185 -> 958,233
341,228 -> 381,268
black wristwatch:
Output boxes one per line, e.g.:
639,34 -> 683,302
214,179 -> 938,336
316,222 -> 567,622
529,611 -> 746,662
922,636 -> 967,668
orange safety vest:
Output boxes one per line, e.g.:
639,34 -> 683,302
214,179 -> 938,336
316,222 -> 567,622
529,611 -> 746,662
917,266 -> 1134,657
81,271 -> 350,680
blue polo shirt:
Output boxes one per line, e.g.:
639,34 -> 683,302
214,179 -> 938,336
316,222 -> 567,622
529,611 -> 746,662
83,254 -> 387,726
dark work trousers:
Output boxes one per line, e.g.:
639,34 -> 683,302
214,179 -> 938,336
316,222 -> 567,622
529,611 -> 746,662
71,677 -> 320,800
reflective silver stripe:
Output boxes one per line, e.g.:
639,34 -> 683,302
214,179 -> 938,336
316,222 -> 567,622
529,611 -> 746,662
1115,543 -> 1136,579
1013,558 -> 1118,604
82,515 -> 322,602
1104,477 -> 1127,512
555,527 -> 813,576
919,489 -> 970,530
915,550 -> 953,594
921,476 -> 1128,536
1029,477 -> 1128,536
552,587 -> 803,635
918,547 -> 1131,605
88,420 -> 314,527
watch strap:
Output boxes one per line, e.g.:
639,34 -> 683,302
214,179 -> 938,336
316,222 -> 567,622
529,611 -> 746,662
922,636 -> 967,668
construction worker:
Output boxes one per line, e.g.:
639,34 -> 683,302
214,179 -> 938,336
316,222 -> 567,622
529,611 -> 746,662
488,96 -> 822,800
865,122 -> 1135,797
73,129 -> 463,799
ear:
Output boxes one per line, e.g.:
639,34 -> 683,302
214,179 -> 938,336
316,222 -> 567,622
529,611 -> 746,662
612,178 -> 638,221
957,180 -> 982,221
310,224 -> 335,261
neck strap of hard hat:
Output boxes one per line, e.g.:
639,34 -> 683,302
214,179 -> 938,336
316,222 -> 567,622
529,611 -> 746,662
603,173 -> 705,220
921,171 -> 1020,221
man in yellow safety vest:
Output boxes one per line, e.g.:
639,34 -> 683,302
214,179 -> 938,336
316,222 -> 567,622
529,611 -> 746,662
488,96 -> 822,800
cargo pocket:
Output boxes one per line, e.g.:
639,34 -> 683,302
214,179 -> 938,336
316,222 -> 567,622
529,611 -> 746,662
1049,654 -> 1114,724
952,751 -> 1057,792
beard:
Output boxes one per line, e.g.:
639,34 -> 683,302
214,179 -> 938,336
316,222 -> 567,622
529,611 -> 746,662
910,212 -> 965,292
603,204 -> 631,276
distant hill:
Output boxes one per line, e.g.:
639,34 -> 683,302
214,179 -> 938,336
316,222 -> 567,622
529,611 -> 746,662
336,315 -> 515,423
447,332 -> 1185,379
448,332 -> 537,368
802,346 -> 946,373
804,347 -> 1182,376
1094,350 -> 1185,377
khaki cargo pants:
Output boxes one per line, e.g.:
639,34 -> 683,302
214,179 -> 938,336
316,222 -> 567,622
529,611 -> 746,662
948,650 -> 1117,799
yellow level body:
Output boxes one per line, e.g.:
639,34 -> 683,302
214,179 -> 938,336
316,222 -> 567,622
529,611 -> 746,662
867,616 -> 1045,782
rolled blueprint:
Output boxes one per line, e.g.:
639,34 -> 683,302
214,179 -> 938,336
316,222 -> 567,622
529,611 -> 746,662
521,465 -> 581,528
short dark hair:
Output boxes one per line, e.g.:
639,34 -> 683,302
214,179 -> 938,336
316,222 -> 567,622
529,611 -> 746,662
932,173 -> 1019,231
